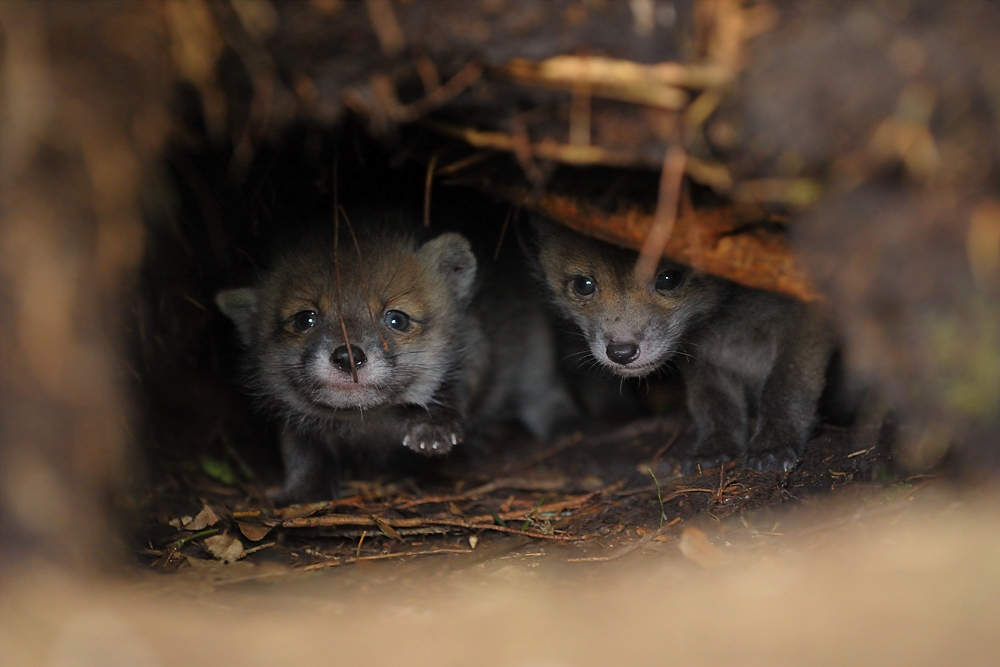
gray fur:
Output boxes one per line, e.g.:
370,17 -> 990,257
216,216 -> 576,504
417,233 -> 478,306
473,251 -> 580,440
531,219 -> 833,472
214,287 -> 258,347
216,220 -> 484,503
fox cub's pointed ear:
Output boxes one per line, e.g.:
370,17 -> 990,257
215,287 -> 258,347
418,233 -> 477,304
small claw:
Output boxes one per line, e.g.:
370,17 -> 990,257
451,434 -> 458,445
403,435 -> 410,447
419,442 -> 426,450
431,442 -> 439,450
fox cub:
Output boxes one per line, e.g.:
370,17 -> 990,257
532,219 -> 833,472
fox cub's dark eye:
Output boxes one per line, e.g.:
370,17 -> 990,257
292,310 -> 318,332
655,270 -> 684,293
571,276 -> 596,297
384,309 -> 411,332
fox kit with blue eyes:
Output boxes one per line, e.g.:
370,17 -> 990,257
532,220 -> 833,472
215,216 -> 488,502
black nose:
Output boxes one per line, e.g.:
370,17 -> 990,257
331,344 -> 367,373
606,342 -> 640,365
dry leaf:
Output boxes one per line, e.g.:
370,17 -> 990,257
372,516 -> 402,541
678,526 -> 731,567
448,502 -> 463,516
204,534 -> 244,563
278,503 -> 323,521
184,504 -> 220,531
237,522 -> 273,542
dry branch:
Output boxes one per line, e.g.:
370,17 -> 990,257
502,56 -> 732,110
282,513 -> 587,541
423,121 -> 649,168
276,493 -> 599,541
480,184 -> 819,301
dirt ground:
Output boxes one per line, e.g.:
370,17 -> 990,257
133,409 -> 897,574
7,407 -> 999,665
5,461 -> 999,666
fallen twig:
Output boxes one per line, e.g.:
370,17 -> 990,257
616,486 -> 716,500
394,477 -> 575,509
503,56 -> 730,94
281,510 -> 592,542
634,143 -> 687,285
168,528 -> 219,550
236,541 -> 275,560
423,120 -> 652,167
303,547 -> 474,571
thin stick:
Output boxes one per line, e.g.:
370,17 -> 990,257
236,542 -> 276,560
303,548 -> 473,571
332,160 -> 359,383
395,61 -> 483,122
412,50 -> 441,94
282,513 -> 591,541
569,81 -> 591,147
437,151 -> 493,176
510,118 -> 546,187
450,523 -> 584,541
364,0 -> 405,56
231,496 -> 368,520
340,205 -> 389,352
423,151 -> 439,227
167,527 -> 219,549
615,486 -> 715,499
424,120 -> 661,168
286,495 -> 595,527
312,526 -> 452,538
633,143 -> 687,285
493,205 -> 515,260
350,548 -> 472,562
355,530 -> 366,558
647,466 -> 668,526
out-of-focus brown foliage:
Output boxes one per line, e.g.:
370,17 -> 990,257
711,0 -> 1000,466
0,1 -> 173,558
3,0 -> 1000,565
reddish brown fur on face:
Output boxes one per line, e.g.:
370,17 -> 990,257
533,219 -> 726,375
218,221 -> 480,421
266,243 -> 433,343
213,220 -> 483,499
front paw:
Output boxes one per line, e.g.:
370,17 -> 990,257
403,419 -> 463,456
743,446 -> 799,472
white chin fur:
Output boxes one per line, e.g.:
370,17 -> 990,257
310,386 -> 391,410
599,360 -> 661,378
303,357 -> 396,408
